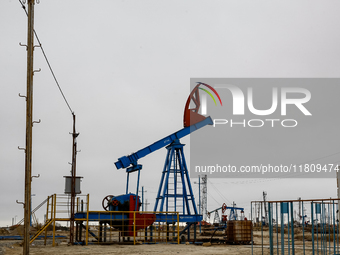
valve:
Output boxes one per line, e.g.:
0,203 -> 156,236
102,195 -> 113,211
112,199 -> 120,207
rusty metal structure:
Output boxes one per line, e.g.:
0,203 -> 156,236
69,113 -> 79,244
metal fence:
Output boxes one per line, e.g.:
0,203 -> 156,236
251,198 -> 340,255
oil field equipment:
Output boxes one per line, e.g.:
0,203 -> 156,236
207,203 -> 245,226
28,83 -> 223,244
113,82 -> 222,241
101,194 -> 155,236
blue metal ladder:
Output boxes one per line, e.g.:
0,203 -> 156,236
153,139 -> 198,216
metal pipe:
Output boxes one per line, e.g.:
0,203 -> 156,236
288,203 -> 290,255
174,153 -> 177,212
302,201 -> 305,255
311,202 -> 315,255
261,201 -> 263,255
44,195 -> 50,246
321,203 -> 324,255
333,201 -> 336,254
177,212 -> 179,244
52,194 -> 57,247
135,169 -> 140,210
328,203 -> 331,254
251,202 -> 253,255
86,194 -> 89,245
126,172 -> 130,194
316,206 -> 318,255
269,202 -> 273,255
281,203 -> 284,255
290,202 -> 295,255
276,202 -> 278,255
337,212 -> 339,254
199,176 -> 201,233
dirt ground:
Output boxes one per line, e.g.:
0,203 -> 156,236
0,229 -> 326,254
1,239 -> 319,255
1,242 -> 265,255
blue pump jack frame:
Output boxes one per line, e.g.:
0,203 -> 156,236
116,117 -> 213,210
114,117 -> 212,243
75,212 -> 201,223
115,117 -> 213,172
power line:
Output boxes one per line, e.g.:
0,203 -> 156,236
208,179 -> 232,205
207,192 -> 221,208
18,0 -> 73,114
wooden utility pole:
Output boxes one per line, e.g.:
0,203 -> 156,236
24,0 -> 35,254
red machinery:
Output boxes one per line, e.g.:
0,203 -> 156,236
183,82 -> 222,127
102,194 -> 155,236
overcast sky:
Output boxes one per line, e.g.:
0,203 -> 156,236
1,0 -> 340,227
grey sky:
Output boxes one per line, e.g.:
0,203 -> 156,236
1,0 -> 340,226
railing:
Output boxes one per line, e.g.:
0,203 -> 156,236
29,193 -> 89,246
251,198 -> 340,255
15,196 -> 49,227
28,194 -> 180,246
80,211 -> 180,245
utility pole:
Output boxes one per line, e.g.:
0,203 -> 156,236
142,186 -> 144,211
263,191 -> 268,225
201,175 -> 207,222
23,0 -> 35,254
69,113 -> 79,244
198,176 -> 201,215
194,177 -> 202,232
139,186 -> 147,211
298,197 -> 302,224
144,198 -> 150,211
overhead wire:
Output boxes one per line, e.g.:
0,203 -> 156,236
207,192 -> 221,210
208,179 -> 232,205
18,0 -> 74,114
